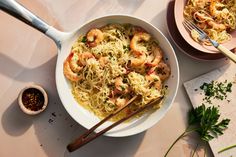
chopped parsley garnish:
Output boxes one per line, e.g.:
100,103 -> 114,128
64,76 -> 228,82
123,78 -> 128,83
81,36 -> 87,43
200,80 -> 232,104
123,45 -> 130,52
153,77 -> 159,81
120,85 -> 126,91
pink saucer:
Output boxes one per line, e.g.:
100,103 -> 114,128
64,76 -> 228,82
166,1 -> 225,61
174,0 -> 236,54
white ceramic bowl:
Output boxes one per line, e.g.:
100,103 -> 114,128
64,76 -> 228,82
56,15 -> 180,137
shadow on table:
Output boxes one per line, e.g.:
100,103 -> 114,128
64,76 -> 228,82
150,9 -> 168,37
0,34 -> 58,137
64,132 -> 145,157
1,99 -> 35,136
31,89 -> 145,157
29,92 -> 145,157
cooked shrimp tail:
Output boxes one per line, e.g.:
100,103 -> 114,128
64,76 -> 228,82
130,32 -> 151,55
145,47 -> 163,67
115,77 -> 129,93
87,28 -> 104,47
63,60 -> 81,82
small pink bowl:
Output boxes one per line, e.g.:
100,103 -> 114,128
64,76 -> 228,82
18,84 -> 48,115
167,1 -> 225,60
174,0 -> 236,54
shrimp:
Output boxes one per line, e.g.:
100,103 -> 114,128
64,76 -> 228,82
145,73 -> 162,91
115,77 -> 129,93
194,12 -> 213,22
129,32 -> 151,67
207,20 -> 226,30
86,28 -> 104,47
130,53 -> 146,67
192,0 -> 210,8
194,8 -> 226,30
98,56 -> 109,67
130,32 -> 151,55
69,52 -> 83,73
210,0 -> 218,16
63,60 -> 81,82
156,61 -> 171,81
108,97 -> 128,108
63,51 -> 83,82
145,47 -> 163,67
78,52 -> 95,66
209,0 -> 226,16
115,97 -> 128,108
64,52 -> 94,81
196,22 -> 207,30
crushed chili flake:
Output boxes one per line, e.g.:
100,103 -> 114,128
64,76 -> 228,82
48,118 -> 54,124
51,112 -> 56,117
22,88 -> 44,111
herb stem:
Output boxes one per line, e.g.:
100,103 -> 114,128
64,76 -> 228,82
191,143 -> 199,157
164,127 -> 197,157
204,142 -> 207,157
218,144 -> 236,153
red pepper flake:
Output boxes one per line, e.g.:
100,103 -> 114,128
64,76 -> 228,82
22,88 -> 44,111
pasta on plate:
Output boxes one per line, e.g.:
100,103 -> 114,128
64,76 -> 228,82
184,0 -> 236,45
63,23 -> 170,121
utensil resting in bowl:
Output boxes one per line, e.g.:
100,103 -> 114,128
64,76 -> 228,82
183,19 -> 236,63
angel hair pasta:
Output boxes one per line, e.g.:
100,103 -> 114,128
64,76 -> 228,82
63,23 -> 170,121
184,0 -> 236,45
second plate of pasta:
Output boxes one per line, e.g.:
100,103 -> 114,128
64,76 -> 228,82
174,0 -> 236,54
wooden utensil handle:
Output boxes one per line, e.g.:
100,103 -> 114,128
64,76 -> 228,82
67,96 -> 164,152
217,44 -> 236,63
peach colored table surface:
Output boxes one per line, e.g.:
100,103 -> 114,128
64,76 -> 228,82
0,0 -> 230,157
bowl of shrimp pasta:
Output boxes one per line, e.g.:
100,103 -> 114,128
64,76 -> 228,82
174,0 -> 236,54
56,15 -> 179,137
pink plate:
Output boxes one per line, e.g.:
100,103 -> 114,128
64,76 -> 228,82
167,1 -> 225,61
174,0 -> 236,54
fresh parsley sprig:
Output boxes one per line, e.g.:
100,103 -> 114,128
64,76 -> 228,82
164,104 -> 230,157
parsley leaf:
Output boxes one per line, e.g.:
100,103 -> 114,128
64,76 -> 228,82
189,104 -> 230,142
164,104 -> 230,157
81,36 -> 87,43
120,85 -> 126,91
